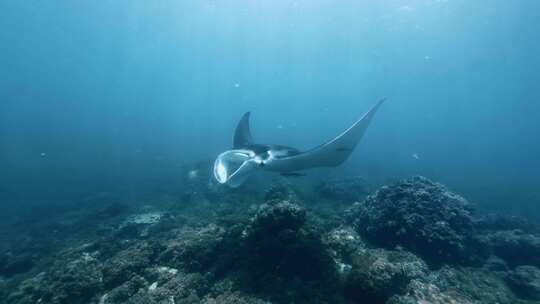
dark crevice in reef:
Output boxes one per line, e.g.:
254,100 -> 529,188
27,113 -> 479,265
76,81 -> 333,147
1,174 -> 540,304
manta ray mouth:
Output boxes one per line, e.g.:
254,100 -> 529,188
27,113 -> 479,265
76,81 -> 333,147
213,149 -> 258,187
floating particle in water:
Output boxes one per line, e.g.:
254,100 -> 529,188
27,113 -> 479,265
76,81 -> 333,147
424,55 -> 432,60
277,124 -> 284,129
234,83 -> 240,88
40,152 -> 46,157
188,169 -> 199,180
412,153 -> 420,160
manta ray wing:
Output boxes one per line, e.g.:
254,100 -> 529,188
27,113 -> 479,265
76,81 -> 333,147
233,112 -> 254,148
268,99 -> 385,172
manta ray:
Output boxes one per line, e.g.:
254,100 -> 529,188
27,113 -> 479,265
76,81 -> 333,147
213,99 -> 385,187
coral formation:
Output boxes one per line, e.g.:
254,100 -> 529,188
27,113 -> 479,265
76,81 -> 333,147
389,266 -> 526,304
8,250 -> 104,304
2,175 -> 540,304
348,176 -> 478,265
240,201 -> 340,302
478,230 -> 540,267
159,224 -> 225,272
344,248 -> 428,303
505,265 -> 540,301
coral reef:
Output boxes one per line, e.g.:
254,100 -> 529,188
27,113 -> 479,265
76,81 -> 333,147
158,224 -> 225,272
348,176 -> 479,265
344,248 -> 428,303
102,241 -> 161,289
2,175 -> 540,304
478,230 -> 540,268
505,265 -> 540,301
240,201 -> 340,302
323,227 -> 366,271
389,266 -> 527,304
8,249 -> 104,304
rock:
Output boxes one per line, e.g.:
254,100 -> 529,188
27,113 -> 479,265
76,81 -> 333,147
123,212 -> 163,226
158,224 -> 225,272
348,176 -> 478,265
114,212 -> 176,240
344,248 -> 428,303
478,230 -> 540,267
505,265 -> 540,300
316,176 -> 370,202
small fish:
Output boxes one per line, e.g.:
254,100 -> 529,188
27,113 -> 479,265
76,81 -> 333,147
280,172 -> 306,177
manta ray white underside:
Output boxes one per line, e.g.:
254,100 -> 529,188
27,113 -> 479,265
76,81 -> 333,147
214,99 -> 385,187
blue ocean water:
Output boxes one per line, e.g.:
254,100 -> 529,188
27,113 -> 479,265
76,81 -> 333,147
1,1 -> 539,218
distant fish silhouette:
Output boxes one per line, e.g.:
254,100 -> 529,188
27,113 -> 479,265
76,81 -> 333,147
213,99 -> 386,187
